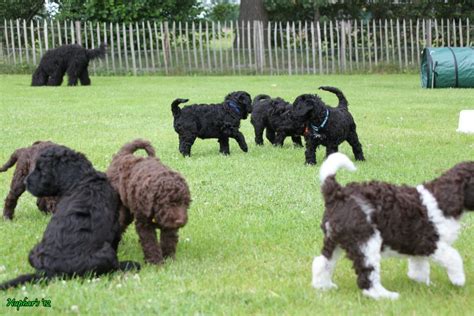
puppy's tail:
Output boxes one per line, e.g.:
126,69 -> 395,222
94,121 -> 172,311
117,139 -> 156,157
171,98 -> 189,118
0,150 -> 20,172
252,94 -> 271,104
319,152 -> 356,183
318,86 -> 348,109
86,43 -> 107,60
0,272 -> 49,291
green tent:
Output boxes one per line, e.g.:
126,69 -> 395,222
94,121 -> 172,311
421,47 -> 474,88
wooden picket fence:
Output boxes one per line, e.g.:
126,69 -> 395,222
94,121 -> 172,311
1,18 -> 472,75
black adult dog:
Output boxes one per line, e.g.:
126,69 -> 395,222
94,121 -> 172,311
171,91 -> 252,156
0,146 -> 139,290
292,86 -> 365,165
250,95 -> 304,147
31,43 -> 106,86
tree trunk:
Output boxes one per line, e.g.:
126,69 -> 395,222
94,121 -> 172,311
236,0 -> 268,49
239,0 -> 268,23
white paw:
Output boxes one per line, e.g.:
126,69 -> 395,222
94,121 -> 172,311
407,271 -> 430,286
449,273 -> 465,286
362,287 -> 400,300
312,280 -> 338,291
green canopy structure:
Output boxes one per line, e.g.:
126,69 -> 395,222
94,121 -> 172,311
421,47 -> 474,88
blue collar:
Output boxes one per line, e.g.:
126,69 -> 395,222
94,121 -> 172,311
310,109 -> 329,133
227,100 -> 241,115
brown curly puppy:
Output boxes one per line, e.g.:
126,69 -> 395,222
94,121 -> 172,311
106,139 -> 191,264
1,141 -> 58,220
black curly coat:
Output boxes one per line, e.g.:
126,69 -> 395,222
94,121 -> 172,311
0,146 -> 139,290
31,43 -> 106,86
171,91 -> 252,156
292,86 -> 365,165
250,95 -> 304,147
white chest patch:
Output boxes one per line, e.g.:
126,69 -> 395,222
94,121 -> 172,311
416,185 -> 461,245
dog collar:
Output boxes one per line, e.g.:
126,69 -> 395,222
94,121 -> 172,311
226,100 -> 241,115
311,109 -> 329,133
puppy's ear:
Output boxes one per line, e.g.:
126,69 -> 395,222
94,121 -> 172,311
464,176 -> 474,210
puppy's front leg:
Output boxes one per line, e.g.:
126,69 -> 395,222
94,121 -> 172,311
431,243 -> 465,286
304,137 -> 318,165
160,228 -> 179,259
232,131 -> 248,152
274,132 -> 286,146
135,219 -> 163,264
218,137 -> 230,155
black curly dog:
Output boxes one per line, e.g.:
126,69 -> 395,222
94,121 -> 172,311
31,43 -> 106,86
0,146 -> 139,290
250,94 -> 304,147
292,86 -> 365,165
171,91 -> 252,156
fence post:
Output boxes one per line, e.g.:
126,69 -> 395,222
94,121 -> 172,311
153,22 -> 162,69
354,20 -> 359,70
329,20 -> 334,73
10,20 -> 16,64
161,22 -> 168,74
396,19 -> 402,68
23,19 -> 29,64
122,23 -> 129,72
129,23 -> 137,75
185,22 -> 191,71
141,21 -> 149,71
403,19 -> 408,68
273,21 -> 279,75
31,20 -> 36,64
75,21 -> 82,45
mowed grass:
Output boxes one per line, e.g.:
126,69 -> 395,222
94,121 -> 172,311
0,74 -> 473,315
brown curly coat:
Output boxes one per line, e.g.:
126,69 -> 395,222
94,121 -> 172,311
106,139 -> 191,264
1,141 -> 58,220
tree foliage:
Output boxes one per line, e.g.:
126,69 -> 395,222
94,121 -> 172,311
205,2 -> 239,22
263,0 -> 474,22
52,0 -> 203,22
0,0 -> 47,20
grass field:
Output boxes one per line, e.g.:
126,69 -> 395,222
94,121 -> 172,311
0,74 -> 473,315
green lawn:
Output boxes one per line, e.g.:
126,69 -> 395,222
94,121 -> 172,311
0,74 -> 473,315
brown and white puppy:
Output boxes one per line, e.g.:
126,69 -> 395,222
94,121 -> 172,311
312,153 -> 474,300
1,141 -> 59,219
106,139 -> 191,264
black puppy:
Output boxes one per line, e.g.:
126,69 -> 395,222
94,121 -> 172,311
32,43 -> 106,86
292,86 -> 365,165
171,91 -> 252,156
0,146 -> 139,290
250,95 -> 303,147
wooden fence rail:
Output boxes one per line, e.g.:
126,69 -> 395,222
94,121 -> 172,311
1,18 -> 472,75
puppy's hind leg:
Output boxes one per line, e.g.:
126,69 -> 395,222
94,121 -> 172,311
345,231 -> 399,300
325,145 -> 339,157
312,237 -> 342,290
179,135 -> 196,157
291,136 -> 303,148
3,169 -> 28,220
346,126 -> 365,161
265,127 -> 276,144
253,123 -> 265,146
407,257 -> 430,285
